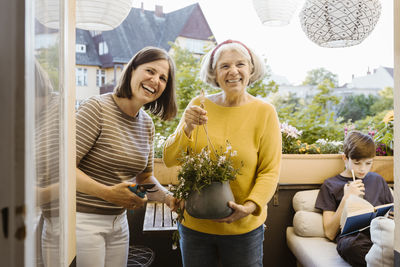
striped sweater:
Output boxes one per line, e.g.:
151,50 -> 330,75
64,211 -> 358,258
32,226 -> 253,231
76,93 -> 154,215
36,94 -> 61,217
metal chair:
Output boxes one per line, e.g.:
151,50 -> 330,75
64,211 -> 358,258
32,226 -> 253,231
127,245 -> 155,267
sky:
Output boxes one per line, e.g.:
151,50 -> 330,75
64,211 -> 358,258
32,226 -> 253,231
133,0 -> 393,86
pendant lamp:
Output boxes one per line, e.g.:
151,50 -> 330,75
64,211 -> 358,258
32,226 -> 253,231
299,0 -> 381,48
252,0 -> 299,26
36,0 -> 132,31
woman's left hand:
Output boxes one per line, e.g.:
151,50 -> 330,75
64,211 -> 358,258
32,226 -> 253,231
214,201 -> 256,224
165,194 -> 181,212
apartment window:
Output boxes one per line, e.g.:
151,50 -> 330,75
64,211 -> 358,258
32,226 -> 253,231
76,44 -> 86,53
99,41 -> 108,55
185,39 -> 205,54
76,68 -> 88,86
96,69 -> 106,87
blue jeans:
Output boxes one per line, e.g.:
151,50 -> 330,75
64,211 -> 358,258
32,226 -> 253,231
178,224 -> 264,267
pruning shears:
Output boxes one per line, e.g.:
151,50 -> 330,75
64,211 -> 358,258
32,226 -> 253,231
128,183 -> 158,198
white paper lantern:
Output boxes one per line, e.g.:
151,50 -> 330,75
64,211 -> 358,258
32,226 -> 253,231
299,0 -> 382,48
36,0 -> 132,31
252,0 -> 299,26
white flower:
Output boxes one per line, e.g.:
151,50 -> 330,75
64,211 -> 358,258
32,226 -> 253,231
316,139 -> 327,145
280,122 -> 302,139
225,143 -> 232,153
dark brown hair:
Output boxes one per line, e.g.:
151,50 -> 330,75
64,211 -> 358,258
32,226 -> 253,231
343,131 -> 376,160
114,46 -> 177,120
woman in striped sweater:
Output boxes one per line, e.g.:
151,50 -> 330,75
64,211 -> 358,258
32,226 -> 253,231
75,47 -> 178,267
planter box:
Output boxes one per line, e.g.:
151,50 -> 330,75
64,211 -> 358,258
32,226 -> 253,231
154,158 -> 179,185
154,155 -> 393,185
279,154 -> 393,184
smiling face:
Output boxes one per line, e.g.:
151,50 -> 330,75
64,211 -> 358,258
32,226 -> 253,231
215,49 -> 252,95
130,59 -> 169,105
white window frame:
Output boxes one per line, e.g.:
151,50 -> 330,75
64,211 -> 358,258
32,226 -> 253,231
96,69 -> 106,87
76,68 -> 88,86
76,44 -> 86,53
99,41 -> 108,55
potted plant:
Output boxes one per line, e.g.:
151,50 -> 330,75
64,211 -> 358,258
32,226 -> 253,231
171,142 -> 242,221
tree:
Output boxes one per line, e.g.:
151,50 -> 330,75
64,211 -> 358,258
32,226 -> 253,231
337,94 -> 378,122
302,68 -> 339,87
370,86 -> 393,114
283,79 -> 343,144
271,92 -> 302,121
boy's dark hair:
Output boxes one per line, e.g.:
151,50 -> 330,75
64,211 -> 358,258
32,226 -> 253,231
343,131 -> 376,159
114,46 -> 177,121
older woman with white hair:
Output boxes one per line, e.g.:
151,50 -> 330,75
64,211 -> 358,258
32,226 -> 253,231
163,40 -> 282,267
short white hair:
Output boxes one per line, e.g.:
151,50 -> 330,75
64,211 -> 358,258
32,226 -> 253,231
199,41 -> 266,88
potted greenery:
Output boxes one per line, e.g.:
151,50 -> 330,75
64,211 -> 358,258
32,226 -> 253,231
171,142 -> 242,221
279,119 -> 393,184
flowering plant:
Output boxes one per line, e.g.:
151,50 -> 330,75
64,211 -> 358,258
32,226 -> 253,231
373,110 -> 394,156
154,132 -> 167,158
281,122 -> 343,154
169,143 -> 241,249
281,122 -> 302,154
171,142 -> 241,201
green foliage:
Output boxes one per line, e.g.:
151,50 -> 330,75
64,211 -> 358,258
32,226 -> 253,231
171,144 -> 241,201
302,67 -> 339,87
337,94 -> 379,122
279,79 -> 343,144
373,110 -> 394,156
36,44 -> 59,91
170,143 -> 242,225
370,87 -> 393,114
281,122 -> 343,154
354,110 -> 387,132
248,64 -> 279,97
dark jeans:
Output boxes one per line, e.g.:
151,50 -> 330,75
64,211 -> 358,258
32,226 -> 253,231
178,223 -> 264,267
336,230 -> 373,267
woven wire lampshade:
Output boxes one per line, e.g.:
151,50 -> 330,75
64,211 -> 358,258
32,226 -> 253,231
252,0 -> 299,26
299,0 -> 381,48
36,0 -> 132,31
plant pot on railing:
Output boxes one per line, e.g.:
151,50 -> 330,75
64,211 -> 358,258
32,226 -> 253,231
185,181 -> 234,219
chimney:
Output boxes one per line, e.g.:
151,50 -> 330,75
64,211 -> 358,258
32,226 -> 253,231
351,74 -> 354,79
367,67 -> 371,75
155,5 -> 163,17
141,2 -> 144,13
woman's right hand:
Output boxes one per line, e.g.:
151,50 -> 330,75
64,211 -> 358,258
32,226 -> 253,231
183,105 -> 207,137
343,180 -> 365,198
104,182 -> 147,210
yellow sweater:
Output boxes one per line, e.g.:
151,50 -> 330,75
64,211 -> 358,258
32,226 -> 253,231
163,97 -> 282,235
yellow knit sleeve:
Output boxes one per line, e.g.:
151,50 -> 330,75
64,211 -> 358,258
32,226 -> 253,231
162,97 -> 200,167
244,104 -> 282,216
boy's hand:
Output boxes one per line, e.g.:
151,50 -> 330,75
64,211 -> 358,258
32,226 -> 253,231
344,180 -> 365,198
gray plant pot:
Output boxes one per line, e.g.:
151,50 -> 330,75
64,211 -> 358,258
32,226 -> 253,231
185,181 -> 234,219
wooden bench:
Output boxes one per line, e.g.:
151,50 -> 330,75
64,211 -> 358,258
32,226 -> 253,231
143,201 -> 177,232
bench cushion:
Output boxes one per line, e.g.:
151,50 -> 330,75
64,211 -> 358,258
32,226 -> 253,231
293,210 -> 325,237
292,189 -> 320,212
286,227 -> 351,267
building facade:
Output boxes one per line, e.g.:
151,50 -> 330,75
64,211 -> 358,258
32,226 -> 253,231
74,3 -> 215,102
